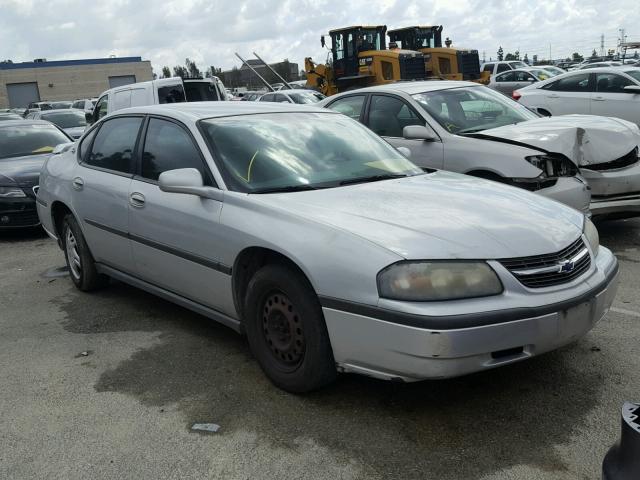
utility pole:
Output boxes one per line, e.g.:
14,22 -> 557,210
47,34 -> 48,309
549,44 -> 552,63
600,34 -> 605,57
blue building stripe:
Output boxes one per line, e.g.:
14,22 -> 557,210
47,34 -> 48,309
0,57 -> 145,70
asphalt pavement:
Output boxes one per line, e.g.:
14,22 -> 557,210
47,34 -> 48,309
1,218 -> 639,479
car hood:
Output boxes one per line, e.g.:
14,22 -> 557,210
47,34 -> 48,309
0,154 -> 50,186
254,171 -> 584,260
473,115 -> 640,167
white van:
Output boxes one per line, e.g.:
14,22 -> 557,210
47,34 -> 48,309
91,76 -> 227,123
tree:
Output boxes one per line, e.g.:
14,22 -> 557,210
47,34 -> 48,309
185,58 -> 201,78
205,65 -> 222,78
161,66 -> 171,78
504,52 -> 516,61
172,65 -> 188,78
523,53 -> 529,64
571,52 -> 584,62
497,46 -> 504,61
514,50 -> 520,60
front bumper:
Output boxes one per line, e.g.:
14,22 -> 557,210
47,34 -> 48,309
322,249 -> 619,382
0,196 -> 39,229
583,163 -> 640,217
538,176 -> 591,215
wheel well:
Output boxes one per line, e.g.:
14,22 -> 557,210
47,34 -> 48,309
51,201 -> 72,247
537,108 -> 552,117
232,247 -> 312,319
466,170 -> 504,182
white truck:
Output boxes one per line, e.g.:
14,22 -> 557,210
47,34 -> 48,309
90,76 -> 228,123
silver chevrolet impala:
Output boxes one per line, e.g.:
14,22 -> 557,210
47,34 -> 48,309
37,102 -> 619,392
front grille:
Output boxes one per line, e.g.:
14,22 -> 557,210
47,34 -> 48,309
457,50 -> 481,80
499,237 -> 591,288
399,54 -> 426,80
585,147 -> 639,171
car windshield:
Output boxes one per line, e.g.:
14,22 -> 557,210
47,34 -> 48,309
412,86 -> 538,134
624,70 -> 640,82
0,124 -> 70,159
41,111 -> 87,128
200,112 -> 423,193
288,91 -> 326,104
528,69 -> 552,80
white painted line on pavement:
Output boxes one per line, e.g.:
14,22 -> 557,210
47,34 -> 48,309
611,306 -> 640,318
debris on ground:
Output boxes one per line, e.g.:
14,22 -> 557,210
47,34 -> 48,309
190,423 -> 220,434
74,350 -> 92,358
591,346 -> 602,352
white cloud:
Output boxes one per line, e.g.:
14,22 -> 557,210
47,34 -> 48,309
0,0 -> 637,73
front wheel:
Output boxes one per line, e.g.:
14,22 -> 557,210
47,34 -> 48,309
62,214 -> 108,291
244,264 -> 336,393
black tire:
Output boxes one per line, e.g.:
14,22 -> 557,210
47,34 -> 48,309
244,264 -> 337,393
61,214 -> 108,291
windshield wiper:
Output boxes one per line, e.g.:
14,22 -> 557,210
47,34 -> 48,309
251,184 -> 318,194
339,173 -> 410,186
457,127 -> 488,135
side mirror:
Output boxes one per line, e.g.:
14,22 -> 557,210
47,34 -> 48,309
623,85 -> 640,93
158,168 -> 223,201
396,146 -> 411,158
403,125 -> 436,141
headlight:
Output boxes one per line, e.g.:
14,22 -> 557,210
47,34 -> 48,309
377,261 -> 503,301
0,186 -> 26,198
584,217 -> 600,256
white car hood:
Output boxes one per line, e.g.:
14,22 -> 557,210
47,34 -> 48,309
477,115 -> 640,167
256,171 -> 584,260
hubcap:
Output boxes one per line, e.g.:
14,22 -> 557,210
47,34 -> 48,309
262,292 -> 305,369
65,228 -> 82,281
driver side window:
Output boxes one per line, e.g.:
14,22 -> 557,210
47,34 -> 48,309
367,95 -> 423,138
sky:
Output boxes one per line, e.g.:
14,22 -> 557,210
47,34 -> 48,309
0,0 -> 638,75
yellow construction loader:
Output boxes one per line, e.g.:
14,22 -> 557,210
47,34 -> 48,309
388,26 -> 490,84
305,25 -> 426,96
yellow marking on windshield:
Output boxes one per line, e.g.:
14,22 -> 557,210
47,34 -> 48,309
365,160 -> 399,172
236,150 -> 259,183
32,146 -> 54,153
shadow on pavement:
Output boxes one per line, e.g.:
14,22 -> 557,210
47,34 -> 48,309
52,278 -> 610,479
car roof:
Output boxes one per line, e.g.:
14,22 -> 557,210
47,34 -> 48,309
330,80 -> 479,95
0,119 -> 57,128
114,101 -> 339,122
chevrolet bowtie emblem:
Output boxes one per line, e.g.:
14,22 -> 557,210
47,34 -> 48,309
558,260 -> 575,273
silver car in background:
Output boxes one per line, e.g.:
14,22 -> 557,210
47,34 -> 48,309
489,68 -> 554,97
25,109 -> 88,139
37,103 -> 618,392
319,81 -> 592,214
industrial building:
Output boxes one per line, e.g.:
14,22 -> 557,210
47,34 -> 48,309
0,56 -> 153,108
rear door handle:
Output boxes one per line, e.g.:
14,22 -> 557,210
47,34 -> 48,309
546,94 -> 559,98
129,192 -> 145,208
72,177 -> 84,190
592,96 -> 606,101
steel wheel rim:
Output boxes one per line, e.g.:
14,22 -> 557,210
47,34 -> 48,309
261,291 -> 305,370
65,228 -> 82,281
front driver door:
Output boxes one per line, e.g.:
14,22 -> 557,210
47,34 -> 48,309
365,94 -> 444,169
128,117 -> 233,315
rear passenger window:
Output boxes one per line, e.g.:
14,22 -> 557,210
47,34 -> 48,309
496,72 -> 515,82
141,118 -> 211,184
158,85 -> 186,104
545,73 -> 591,92
327,95 -> 366,120
86,117 -> 142,174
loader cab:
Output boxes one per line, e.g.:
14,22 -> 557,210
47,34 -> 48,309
388,26 -> 443,50
328,26 -> 387,79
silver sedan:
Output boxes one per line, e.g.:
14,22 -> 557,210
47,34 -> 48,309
37,103 -> 618,392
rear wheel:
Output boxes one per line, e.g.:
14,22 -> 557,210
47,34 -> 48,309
244,264 -> 336,393
62,214 -> 108,291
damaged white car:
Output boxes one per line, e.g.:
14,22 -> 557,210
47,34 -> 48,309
320,82 -> 640,217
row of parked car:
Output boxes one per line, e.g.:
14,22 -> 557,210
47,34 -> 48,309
1,69 -> 633,391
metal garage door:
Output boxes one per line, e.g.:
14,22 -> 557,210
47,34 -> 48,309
6,82 -> 40,108
108,75 -> 136,88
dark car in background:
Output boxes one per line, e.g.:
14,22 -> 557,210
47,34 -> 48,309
0,120 -> 72,229
25,109 -> 87,139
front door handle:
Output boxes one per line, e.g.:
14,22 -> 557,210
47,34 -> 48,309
546,94 -> 559,98
72,177 -> 84,190
129,192 -> 145,208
